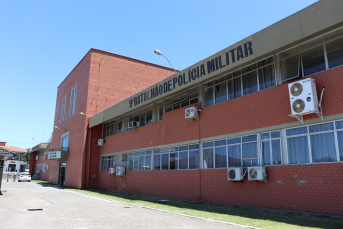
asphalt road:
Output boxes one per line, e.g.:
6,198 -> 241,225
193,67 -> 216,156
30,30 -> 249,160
0,174 -> 241,229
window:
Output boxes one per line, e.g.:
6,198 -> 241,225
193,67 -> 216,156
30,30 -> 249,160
128,151 -> 152,171
69,85 -> 77,117
280,27 -> 343,83
164,87 -> 198,113
286,121 -> 343,164
153,144 -> 199,170
60,95 -> 67,123
261,131 -> 282,166
100,156 -> 112,172
203,57 -> 275,108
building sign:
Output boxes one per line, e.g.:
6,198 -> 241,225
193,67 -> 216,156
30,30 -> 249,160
128,41 -> 253,108
48,151 -> 69,160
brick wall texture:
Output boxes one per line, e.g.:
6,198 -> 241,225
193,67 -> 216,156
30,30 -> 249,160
93,66 -> 343,215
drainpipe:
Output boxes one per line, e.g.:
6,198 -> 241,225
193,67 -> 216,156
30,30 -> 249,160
83,125 -> 89,189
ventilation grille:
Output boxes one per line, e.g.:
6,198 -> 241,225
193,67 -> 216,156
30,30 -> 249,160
249,168 -> 257,179
228,169 -> 236,180
292,99 -> 305,113
290,83 -> 303,96
185,109 -> 191,118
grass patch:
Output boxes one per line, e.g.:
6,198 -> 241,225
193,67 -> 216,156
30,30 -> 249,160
31,180 -> 56,186
61,187 -> 343,229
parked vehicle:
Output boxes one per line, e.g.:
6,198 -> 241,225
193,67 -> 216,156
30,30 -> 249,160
18,173 -> 31,182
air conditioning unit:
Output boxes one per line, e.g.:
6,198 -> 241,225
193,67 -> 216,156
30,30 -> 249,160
227,167 -> 244,181
43,156 -> 46,160
185,107 -> 199,120
248,166 -> 267,181
288,78 -> 319,116
128,121 -> 139,129
46,165 -> 50,169
36,156 -> 39,160
116,166 -> 126,176
109,167 -> 116,174
98,139 -> 105,146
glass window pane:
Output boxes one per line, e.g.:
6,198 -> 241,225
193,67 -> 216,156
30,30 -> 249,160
337,131 -> 343,161
203,142 -> 214,148
242,142 -> 258,159
128,157 -> 133,170
271,131 -> 281,138
154,149 -> 161,154
179,146 -> 188,151
215,147 -> 227,168
228,145 -> 241,167
242,135 -> 257,143
165,107 -> 172,113
189,144 -> 199,150
161,154 -> 169,170
262,141 -> 271,165
173,103 -> 180,111
170,153 -> 178,170
169,147 -> 178,152
228,77 -> 242,100
281,55 -> 299,81
336,120 -> 343,130
311,133 -> 337,163
179,151 -> 188,169
203,148 -> 213,169
139,113 -> 146,126
243,71 -> 258,95
215,82 -> 227,104
139,152 -> 146,156
214,140 -> 226,146
302,45 -> 326,76
203,87 -> 214,108
118,121 -> 122,133
154,155 -> 160,170
189,150 -> 199,169
146,110 -> 153,124
145,156 -> 151,170
309,122 -> 334,133
252,159 -> 258,166
259,65 -> 275,90
261,133 -> 270,140
139,156 -> 145,170
227,137 -> 241,145
158,106 -> 163,121
181,100 -> 189,108
286,126 -> 308,136
272,139 -> 282,165
134,152 -> 139,156
326,37 -> 343,69
133,157 -> 139,170
129,153 -> 134,157
287,136 -> 310,164
160,148 -> 169,153
243,159 -> 252,167
146,151 -> 152,155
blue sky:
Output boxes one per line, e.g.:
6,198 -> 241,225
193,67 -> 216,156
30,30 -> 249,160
0,0 -> 318,150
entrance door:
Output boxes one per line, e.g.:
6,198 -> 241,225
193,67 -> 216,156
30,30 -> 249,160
59,163 -> 67,185
8,164 -> 16,172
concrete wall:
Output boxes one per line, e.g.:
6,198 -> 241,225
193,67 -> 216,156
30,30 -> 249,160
93,66 -> 343,215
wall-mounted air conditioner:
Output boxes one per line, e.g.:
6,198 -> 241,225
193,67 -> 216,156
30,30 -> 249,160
98,139 -> 105,146
46,165 -> 50,169
185,107 -> 199,120
116,166 -> 125,176
227,167 -> 244,181
36,156 -> 39,160
288,78 -> 318,116
128,121 -> 139,129
248,166 -> 267,181
109,167 -> 116,174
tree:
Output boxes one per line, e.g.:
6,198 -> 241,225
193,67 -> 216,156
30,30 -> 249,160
22,148 -> 31,163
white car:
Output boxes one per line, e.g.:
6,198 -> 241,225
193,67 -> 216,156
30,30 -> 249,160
18,173 -> 31,182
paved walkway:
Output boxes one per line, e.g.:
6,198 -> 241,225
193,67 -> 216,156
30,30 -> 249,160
0,175 -> 241,229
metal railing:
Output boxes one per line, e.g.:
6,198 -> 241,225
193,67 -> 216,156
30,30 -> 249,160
49,147 -> 69,153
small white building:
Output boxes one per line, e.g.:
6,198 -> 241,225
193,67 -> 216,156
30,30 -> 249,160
0,142 -> 28,172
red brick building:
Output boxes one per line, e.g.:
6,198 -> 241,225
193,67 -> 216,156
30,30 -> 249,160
38,0 -> 343,216
30,48 -> 175,187
85,1 -> 343,216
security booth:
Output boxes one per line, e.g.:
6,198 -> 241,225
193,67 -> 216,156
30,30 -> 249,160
48,147 -> 69,185
0,147 -> 13,195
